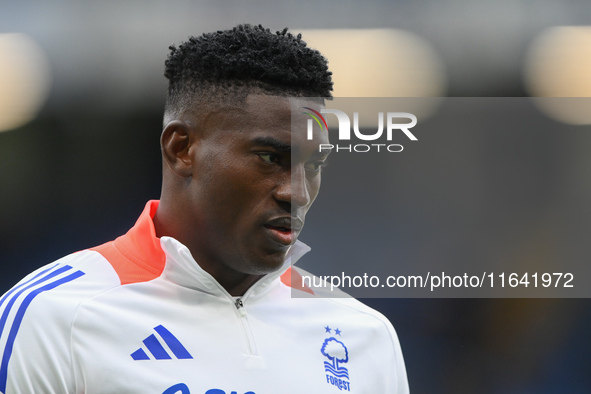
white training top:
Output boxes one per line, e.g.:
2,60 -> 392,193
0,201 -> 409,394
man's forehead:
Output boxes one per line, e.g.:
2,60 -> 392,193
241,95 -> 329,157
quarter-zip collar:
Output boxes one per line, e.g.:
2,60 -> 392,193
160,235 -> 310,299
93,200 -> 311,298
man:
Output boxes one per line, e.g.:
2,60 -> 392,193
0,25 -> 408,393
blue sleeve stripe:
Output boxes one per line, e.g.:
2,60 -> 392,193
0,265 -> 73,340
0,270 -> 85,393
0,263 -> 59,310
143,334 -> 171,360
154,325 -> 193,359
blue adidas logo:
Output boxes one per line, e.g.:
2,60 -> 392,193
131,325 -> 193,361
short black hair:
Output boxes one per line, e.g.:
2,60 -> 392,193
164,24 -> 333,118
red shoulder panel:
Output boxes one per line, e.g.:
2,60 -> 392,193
280,267 -> 315,295
90,201 -> 165,285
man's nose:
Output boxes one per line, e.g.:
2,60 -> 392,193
275,165 -> 310,209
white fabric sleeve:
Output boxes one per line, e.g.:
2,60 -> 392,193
0,262 -> 83,394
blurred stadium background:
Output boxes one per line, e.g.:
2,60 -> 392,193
2,1 -> 591,392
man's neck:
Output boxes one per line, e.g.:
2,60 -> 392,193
153,199 -> 265,297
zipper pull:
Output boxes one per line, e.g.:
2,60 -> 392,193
235,298 -> 247,316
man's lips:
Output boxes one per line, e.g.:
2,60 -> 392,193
264,217 -> 303,246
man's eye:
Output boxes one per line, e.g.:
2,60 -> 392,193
258,153 -> 280,164
305,161 -> 327,172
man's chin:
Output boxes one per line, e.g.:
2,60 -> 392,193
248,251 -> 290,276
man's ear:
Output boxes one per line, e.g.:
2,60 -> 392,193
161,120 -> 195,178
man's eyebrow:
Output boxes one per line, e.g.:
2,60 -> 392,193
251,136 -> 291,153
